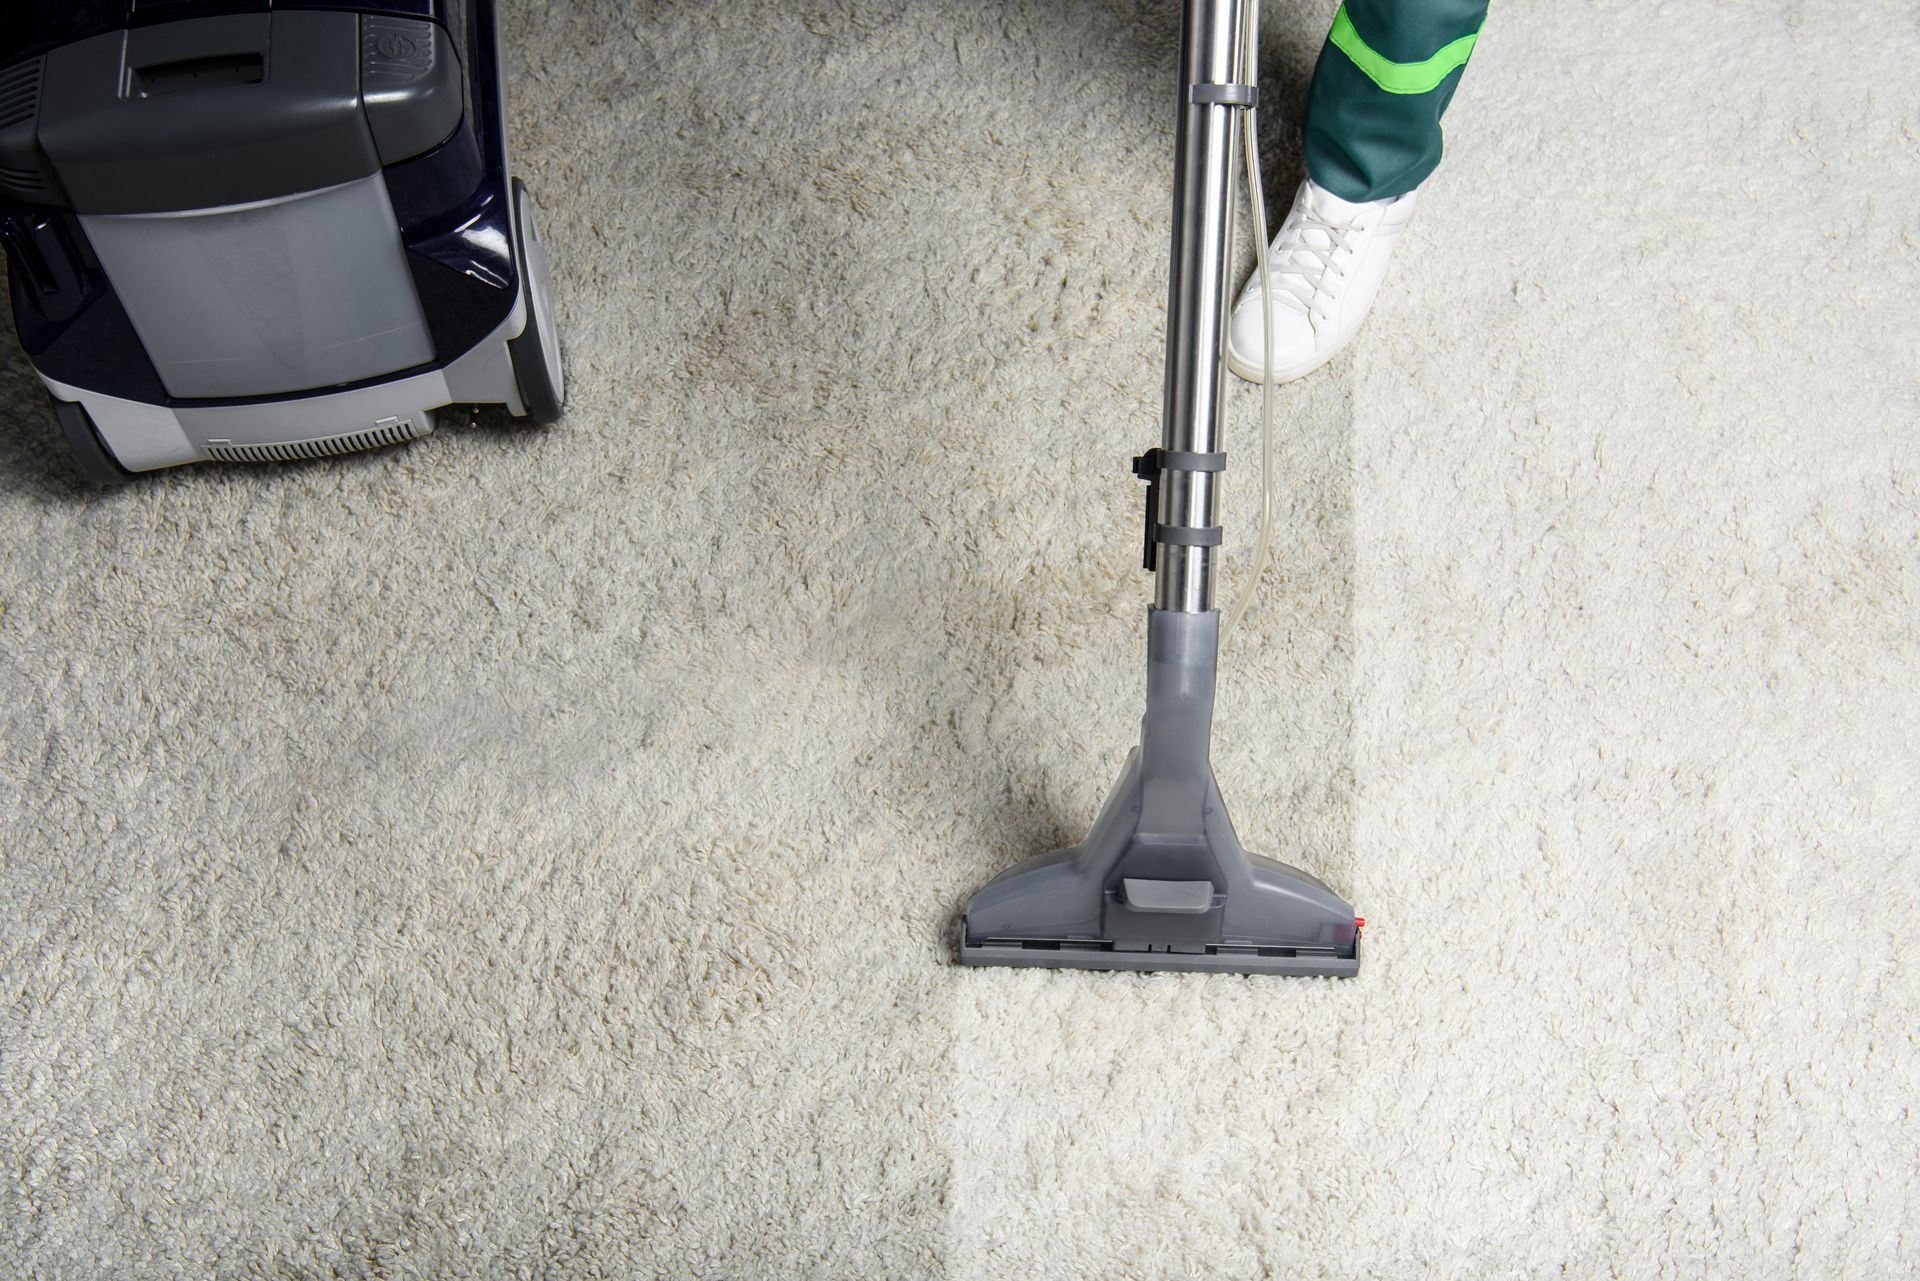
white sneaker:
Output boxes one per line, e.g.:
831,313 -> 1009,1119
1226,178 -> 1417,384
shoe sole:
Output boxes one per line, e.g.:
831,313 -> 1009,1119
1224,322 -> 1360,386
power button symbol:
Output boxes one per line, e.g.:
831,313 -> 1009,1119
374,32 -> 420,62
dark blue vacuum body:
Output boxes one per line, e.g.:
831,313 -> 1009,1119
0,0 -> 564,481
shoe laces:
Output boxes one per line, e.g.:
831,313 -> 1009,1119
1261,204 -> 1372,320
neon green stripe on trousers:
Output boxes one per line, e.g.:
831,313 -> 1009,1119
1328,3 -> 1481,95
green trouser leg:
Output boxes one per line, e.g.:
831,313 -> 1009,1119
1301,0 -> 1489,203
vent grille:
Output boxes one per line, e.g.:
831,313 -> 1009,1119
204,415 -> 428,464
0,58 -> 43,130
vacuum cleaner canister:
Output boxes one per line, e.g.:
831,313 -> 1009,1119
0,0 -> 565,482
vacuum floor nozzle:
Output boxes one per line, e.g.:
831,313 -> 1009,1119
958,609 -> 1360,978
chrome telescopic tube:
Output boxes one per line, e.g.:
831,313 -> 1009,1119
1154,0 -> 1253,613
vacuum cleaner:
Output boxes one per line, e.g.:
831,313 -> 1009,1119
0,0 -> 564,483
959,0 -> 1361,976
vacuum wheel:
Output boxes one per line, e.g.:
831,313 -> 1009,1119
49,395 -> 133,486
507,178 -> 566,424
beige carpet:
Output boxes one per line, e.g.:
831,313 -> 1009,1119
3,1 -> 1917,1276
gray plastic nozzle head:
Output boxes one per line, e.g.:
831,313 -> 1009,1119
960,609 -> 1360,977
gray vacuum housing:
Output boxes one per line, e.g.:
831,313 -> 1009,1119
0,0 -> 564,482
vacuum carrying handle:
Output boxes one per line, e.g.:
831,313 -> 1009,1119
124,18 -> 268,97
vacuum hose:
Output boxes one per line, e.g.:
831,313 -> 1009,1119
1220,0 -> 1279,641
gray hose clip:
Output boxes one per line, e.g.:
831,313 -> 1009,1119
1188,83 -> 1259,108
1132,448 -> 1227,571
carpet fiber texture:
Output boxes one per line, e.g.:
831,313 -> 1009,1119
2,1 -> 1916,1276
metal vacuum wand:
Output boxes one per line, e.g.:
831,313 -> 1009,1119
958,0 -> 1362,976
1156,0 -> 1244,616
